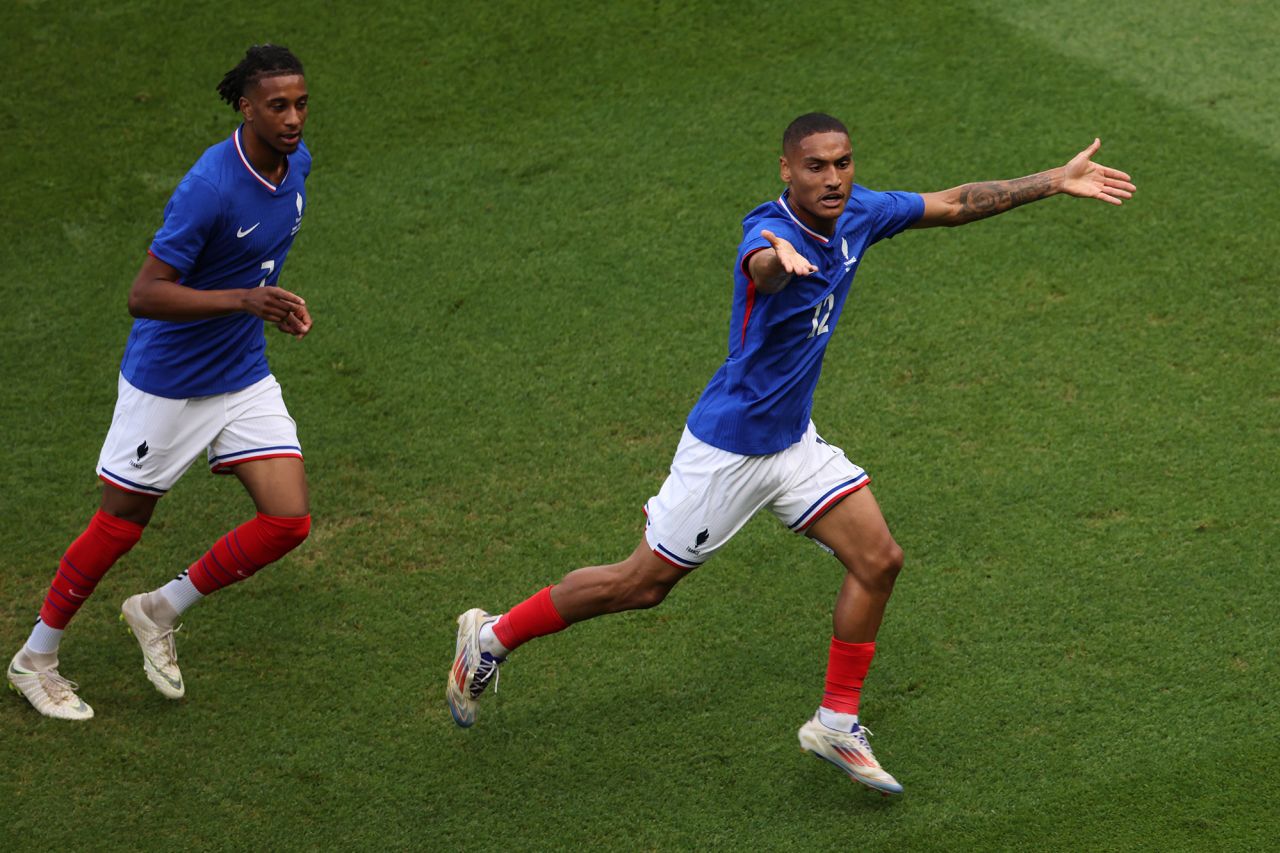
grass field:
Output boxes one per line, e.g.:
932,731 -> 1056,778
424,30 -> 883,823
2,1 -> 1277,850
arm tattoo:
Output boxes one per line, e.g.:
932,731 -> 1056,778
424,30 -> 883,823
954,172 -> 1055,223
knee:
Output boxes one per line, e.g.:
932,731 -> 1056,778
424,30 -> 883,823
857,539 -> 904,593
613,555 -> 679,611
624,579 -> 673,610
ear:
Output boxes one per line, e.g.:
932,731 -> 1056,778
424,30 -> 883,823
779,154 -> 791,184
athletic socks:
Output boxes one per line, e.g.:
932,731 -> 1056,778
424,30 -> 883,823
820,637 -> 876,727
22,511 -> 308,659
491,586 -> 568,653
186,513 -> 310,595
24,621 -> 63,656
157,572 -> 203,618
819,707 -> 860,733
478,620 -> 510,658
34,509 -> 144,636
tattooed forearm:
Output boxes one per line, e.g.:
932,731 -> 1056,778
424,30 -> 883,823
953,171 -> 1056,223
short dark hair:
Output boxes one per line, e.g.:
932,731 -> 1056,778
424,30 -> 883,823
216,44 -> 305,111
782,113 -> 849,153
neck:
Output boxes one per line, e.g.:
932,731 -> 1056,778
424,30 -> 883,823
786,191 -> 836,237
240,124 -> 287,184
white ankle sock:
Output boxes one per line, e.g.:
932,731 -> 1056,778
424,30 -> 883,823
159,573 -> 203,616
25,620 -> 63,656
818,707 -> 859,732
479,617 -> 509,658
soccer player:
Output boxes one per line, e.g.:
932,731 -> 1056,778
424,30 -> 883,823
447,113 -> 1135,793
7,45 -> 315,720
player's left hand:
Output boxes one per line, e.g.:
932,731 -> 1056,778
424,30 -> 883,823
276,302 -> 312,339
1062,139 -> 1136,205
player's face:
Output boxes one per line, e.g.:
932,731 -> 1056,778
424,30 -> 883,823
779,131 -> 854,234
241,74 -> 309,155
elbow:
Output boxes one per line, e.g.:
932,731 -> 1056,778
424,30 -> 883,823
127,290 -> 147,318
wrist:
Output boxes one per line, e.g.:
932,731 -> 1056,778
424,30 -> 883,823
1048,165 -> 1067,194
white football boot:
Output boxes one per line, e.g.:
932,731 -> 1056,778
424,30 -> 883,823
798,714 -> 903,794
447,608 -> 503,727
7,651 -> 94,720
120,594 -> 185,699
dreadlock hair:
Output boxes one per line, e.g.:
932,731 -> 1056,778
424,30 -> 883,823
216,44 -> 305,111
782,113 -> 849,154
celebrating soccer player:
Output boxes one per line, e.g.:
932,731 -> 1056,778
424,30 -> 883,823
7,45 -> 316,720
448,113 -> 1135,793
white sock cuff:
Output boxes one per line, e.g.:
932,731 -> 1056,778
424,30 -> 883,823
160,574 -> 204,615
479,616 -> 510,658
25,620 -> 64,655
818,707 -> 859,733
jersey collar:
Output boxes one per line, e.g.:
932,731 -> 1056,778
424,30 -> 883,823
234,125 -> 289,193
775,191 -> 831,245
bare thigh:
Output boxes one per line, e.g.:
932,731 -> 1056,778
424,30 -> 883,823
231,457 -> 309,516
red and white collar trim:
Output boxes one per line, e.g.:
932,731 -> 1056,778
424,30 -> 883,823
234,126 -> 288,192
775,193 -> 830,244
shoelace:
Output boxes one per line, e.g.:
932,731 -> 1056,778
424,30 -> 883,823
148,624 -> 181,669
37,670 -> 80,703
469,653 -> 501,699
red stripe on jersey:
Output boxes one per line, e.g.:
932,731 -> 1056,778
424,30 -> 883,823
738,246 -> 770,348
234,126 -> 281,192
740,280 -> 757,348
775,194 -> 830,244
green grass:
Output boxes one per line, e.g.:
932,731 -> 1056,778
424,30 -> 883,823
1,1 -> 1277,850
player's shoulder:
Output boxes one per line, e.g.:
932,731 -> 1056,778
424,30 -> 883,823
742,196 -> 789,226
846,184 -> 922,218
287,140 -> 313,180
186,132 -> 237,178
740,197 -> 800,241
847,183 -> 891,208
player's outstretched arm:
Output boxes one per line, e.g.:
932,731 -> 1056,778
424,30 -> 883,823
128,254 -> 308,328
911,139 -> 1135,229
749,230 -> 819,294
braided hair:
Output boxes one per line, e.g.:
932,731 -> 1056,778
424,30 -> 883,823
216,44 -> 305,111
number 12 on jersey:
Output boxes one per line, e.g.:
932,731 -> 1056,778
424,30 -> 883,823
808,293 -> 834,339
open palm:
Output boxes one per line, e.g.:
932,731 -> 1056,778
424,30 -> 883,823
1062,139 -> 1136,205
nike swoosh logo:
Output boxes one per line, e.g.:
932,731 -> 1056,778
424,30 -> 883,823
157,670 -> 183,689
236,223 -> 260,238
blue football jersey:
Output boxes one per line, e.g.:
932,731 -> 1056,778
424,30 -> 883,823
119,126 -> 311,398
686,186 -> 924,455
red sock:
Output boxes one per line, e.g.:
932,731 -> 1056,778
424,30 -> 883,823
492,586 -> 568,652
39,510 -> 144,629
822,638 -> 876,715
187,513 -> 310,595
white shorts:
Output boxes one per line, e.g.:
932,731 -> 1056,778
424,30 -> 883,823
644,421 -> 869,569
97,373 -> 302,497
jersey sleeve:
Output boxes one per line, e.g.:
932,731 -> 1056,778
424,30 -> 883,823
148,174 -> 222,276
737,219 -> 803,281
863,189 -> 925,244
